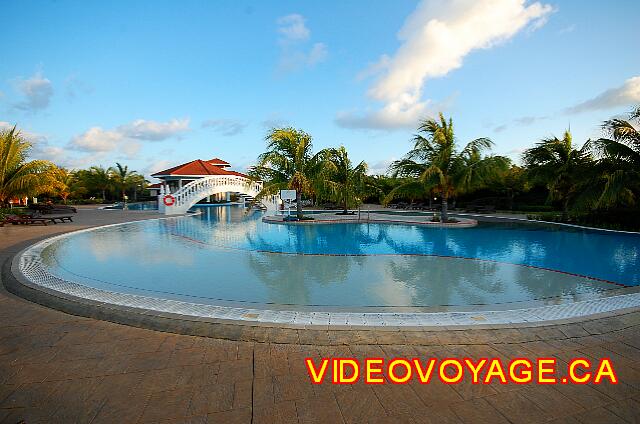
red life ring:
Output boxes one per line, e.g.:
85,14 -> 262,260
163,195 -> 176,206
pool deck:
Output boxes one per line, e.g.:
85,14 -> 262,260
0,207 -> 639,423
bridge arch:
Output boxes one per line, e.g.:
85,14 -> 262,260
159,175 -> 265,214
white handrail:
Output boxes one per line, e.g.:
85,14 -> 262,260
160,175 -> 265,214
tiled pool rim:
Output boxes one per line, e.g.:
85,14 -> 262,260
10,216 -> 640,330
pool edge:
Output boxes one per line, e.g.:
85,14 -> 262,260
5,221 -> 640,344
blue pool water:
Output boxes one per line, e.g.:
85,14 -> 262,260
103,201 -> 158,210
39,205 -> 640,309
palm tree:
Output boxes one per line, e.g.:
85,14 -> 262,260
127,173 -> 147,201
251,127 -> 324,218
321,146 -> 368,214
111,162 -> 143,201
387,113 -> 509,222
587,105 -> 640,207
0,126 -> 56,206
486,165 -> 528,210
522,130 -> 592,220
88,166 -> 113,201
50,167 -> 73,203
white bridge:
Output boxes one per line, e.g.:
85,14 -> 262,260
158,175 -> 267,215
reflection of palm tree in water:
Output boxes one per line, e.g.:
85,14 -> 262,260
159,207 -> 261,249
384,224 -> 552,269
244,251 -> 358,305
245,221 -> 390,255
511,261 -> 615,303
244,223 -> 393,306
385,255 -> 505,307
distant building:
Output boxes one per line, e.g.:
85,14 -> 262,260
149,157 -> 252,202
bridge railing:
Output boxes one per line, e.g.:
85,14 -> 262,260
160,175 -> 264,214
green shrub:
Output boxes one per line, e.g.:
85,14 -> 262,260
526,212 -> 563,221
68,198 -> 105,205
1,207 -> 27,219
514,205 -> 554,212
528,209 -> 640,231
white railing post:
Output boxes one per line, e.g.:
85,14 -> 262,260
162,174 -> 262,215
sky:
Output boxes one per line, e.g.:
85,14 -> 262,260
1,0 -> 639,179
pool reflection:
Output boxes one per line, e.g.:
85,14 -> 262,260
40,206 -> 639,308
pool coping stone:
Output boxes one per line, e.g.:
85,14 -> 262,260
4,214 -> 640,344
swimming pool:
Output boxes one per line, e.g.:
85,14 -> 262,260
102,201 -> 159,210
26,206 -> 639,317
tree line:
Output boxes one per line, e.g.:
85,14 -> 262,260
0,126 -> 147,205
1,104 -> 638,229
250,128 -> 369,218
251,105 -> 639,229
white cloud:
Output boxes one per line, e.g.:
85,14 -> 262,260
69,127 -> 124,152
202,119 -> 248,136
65,74 -> 93,100
514,115 -> 548,125
276,14 -> 327,73
494,114 -> 549,132
261,113 -> 289,129
564,76 -> 640,114
118,118 -> 190,141
367,158 -> 395,176
0,121 -> 47,143
506,147 -> 526,155
356,56 -> 391,82
337,0 -> 553,130
277,14 -> 310,43
119,141 -> 142,159
493,124 -> 508,133
336,93 -> 457,130
558,24 -> 576,35
13,71 -> 53,111
0,122 -> 102,168
307,43 -> 328,66
145,158 -> 175,176
336,101 -> 436,130
32,142 -> 101,169
68,118 -> 191,159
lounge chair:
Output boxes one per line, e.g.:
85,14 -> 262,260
48,215 -> 74,223
323,202 -> 338,210
5,214 -> 50,226
464,204 -> 481,212
478,205 -> 495,213
28,204 -> 77,214
464,204 -> 495,213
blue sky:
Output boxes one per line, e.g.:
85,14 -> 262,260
1,0 -> 639,178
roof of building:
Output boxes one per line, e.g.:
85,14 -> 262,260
207,157 -> 230,166
151,159 -> 250,179
147,183 -> 163,189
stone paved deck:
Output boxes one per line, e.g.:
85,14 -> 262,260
0,208 -> 639,423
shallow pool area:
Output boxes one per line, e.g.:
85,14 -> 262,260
102,201 -> 159,211
20,205 -> 639,316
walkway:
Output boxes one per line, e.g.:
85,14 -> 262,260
263,211 -> 477,227
0,208 -> 638,423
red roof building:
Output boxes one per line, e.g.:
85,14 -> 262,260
148,157 -> 252,202
207,157 -> 230,167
